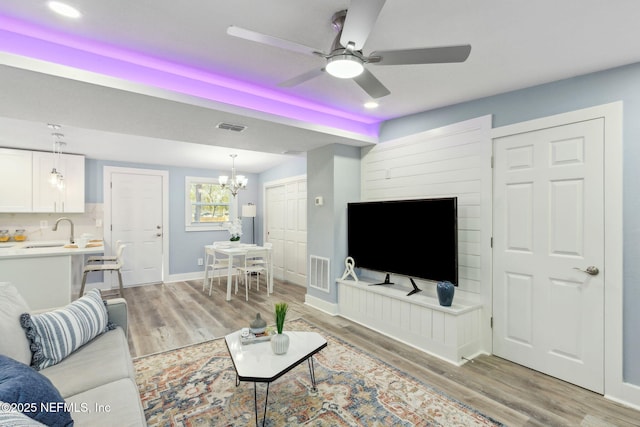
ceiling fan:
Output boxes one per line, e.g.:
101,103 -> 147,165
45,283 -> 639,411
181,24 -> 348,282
227,0 -> 471,99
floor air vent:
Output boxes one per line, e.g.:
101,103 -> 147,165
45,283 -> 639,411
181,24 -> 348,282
309,255 -> 330,293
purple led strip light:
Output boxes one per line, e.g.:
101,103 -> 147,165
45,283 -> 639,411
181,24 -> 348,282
0,14 -> 380,138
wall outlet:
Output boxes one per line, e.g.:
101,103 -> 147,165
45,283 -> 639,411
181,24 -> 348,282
197,258 -> 204,266
40,220 -> 48,229
95,219 -> 103,227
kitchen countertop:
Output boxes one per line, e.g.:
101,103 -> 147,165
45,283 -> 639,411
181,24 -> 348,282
0,240 -> 104,259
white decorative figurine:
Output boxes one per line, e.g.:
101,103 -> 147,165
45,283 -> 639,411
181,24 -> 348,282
340,256 -> 358,282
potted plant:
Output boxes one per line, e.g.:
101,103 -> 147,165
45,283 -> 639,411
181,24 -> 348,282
227,218 -> 242,244
271,302 -> 289,354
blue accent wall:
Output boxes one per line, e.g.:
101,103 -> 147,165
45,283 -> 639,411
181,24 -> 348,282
306,144 -> 360,302
381,61 -> 640,386
85,158 -> 258,276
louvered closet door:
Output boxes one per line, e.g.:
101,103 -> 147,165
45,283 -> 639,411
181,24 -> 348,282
492,118 -> 605,392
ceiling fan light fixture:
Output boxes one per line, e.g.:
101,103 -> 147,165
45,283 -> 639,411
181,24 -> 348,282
326,54 -> 364,79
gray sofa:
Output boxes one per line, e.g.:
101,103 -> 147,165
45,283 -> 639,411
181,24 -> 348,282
0,282 -> 146,426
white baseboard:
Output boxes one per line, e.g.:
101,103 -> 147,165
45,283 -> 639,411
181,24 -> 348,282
80,281 -> 158,293
167,271 -> 205,283
79,270 -> 205,294
606,381 -> 640,411
304,293 -> 339,316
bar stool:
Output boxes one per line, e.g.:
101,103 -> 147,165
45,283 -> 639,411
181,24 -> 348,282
79,244 -> 127,299
86,240 -> 122,264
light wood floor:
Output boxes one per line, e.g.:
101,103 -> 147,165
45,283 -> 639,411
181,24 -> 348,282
115,279 -> 640,427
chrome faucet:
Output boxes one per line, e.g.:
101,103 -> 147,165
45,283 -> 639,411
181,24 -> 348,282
53,217 -> 75,244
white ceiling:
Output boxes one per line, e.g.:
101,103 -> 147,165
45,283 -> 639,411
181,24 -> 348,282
0,0 -> 639,172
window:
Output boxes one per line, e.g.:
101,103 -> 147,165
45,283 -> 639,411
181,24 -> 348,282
185,176 -> 237,231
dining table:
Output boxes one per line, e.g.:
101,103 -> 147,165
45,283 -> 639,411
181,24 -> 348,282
204,243 -> 273,301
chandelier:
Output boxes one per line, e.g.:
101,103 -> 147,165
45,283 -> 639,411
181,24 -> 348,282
218,154 -> 247,197
48,127 -> 66,190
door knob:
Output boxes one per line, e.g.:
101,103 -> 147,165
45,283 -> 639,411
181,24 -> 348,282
156,233 -> 162,237
573,266 -> 599,276
156,225 -> 161,229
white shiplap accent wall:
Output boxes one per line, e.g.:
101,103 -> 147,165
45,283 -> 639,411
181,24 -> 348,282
361,116 -> 493,299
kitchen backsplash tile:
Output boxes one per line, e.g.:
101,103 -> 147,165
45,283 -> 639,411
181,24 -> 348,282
0,203 -> 103,242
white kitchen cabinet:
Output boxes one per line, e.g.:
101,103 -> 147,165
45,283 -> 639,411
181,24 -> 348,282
0,148 -> 33,212
32,151 -> 85,213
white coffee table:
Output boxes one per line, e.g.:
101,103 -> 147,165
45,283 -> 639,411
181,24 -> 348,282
224,330 -> 327,426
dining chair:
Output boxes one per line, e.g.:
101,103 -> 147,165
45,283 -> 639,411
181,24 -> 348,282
249,242 -> 273,293
79,243 -> 127,299
204,241 -> 233,296
246,242 -> 272,268
235,247 -> 270,301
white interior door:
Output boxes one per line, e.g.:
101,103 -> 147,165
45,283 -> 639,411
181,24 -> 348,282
265,176 -> 307,285
266,185 -> 285,281
110,171 -> 164,286
492,118 -> 605,392
284,180 -> 307,285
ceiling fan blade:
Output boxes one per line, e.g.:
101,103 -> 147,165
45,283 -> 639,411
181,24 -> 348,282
353,68 -> 390,99
227,25 -> 323,56
340,0 -> 386,50
371,45 -> 472,65
278,68 -> 325,87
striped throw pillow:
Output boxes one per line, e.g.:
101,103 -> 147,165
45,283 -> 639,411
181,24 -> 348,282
20,289 -> 112,370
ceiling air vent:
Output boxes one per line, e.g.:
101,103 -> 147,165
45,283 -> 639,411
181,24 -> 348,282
216,122 -> 247,132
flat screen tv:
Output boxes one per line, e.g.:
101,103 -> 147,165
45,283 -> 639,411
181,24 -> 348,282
347,197 -> 458,285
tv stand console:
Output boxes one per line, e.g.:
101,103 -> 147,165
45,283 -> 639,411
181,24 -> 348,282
337,278 -> 483,365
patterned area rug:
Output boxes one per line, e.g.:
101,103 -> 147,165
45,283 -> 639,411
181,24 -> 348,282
134,319 -> 503,426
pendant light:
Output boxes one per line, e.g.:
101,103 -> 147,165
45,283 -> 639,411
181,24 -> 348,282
48,126 -> 65,190
219,154 -> 247,197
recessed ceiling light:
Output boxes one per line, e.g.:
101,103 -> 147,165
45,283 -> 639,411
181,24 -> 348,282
47,1 -> 81,19
364,101 -> 379,109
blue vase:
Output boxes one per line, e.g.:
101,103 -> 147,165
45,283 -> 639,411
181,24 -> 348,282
436,281 -> 455,306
